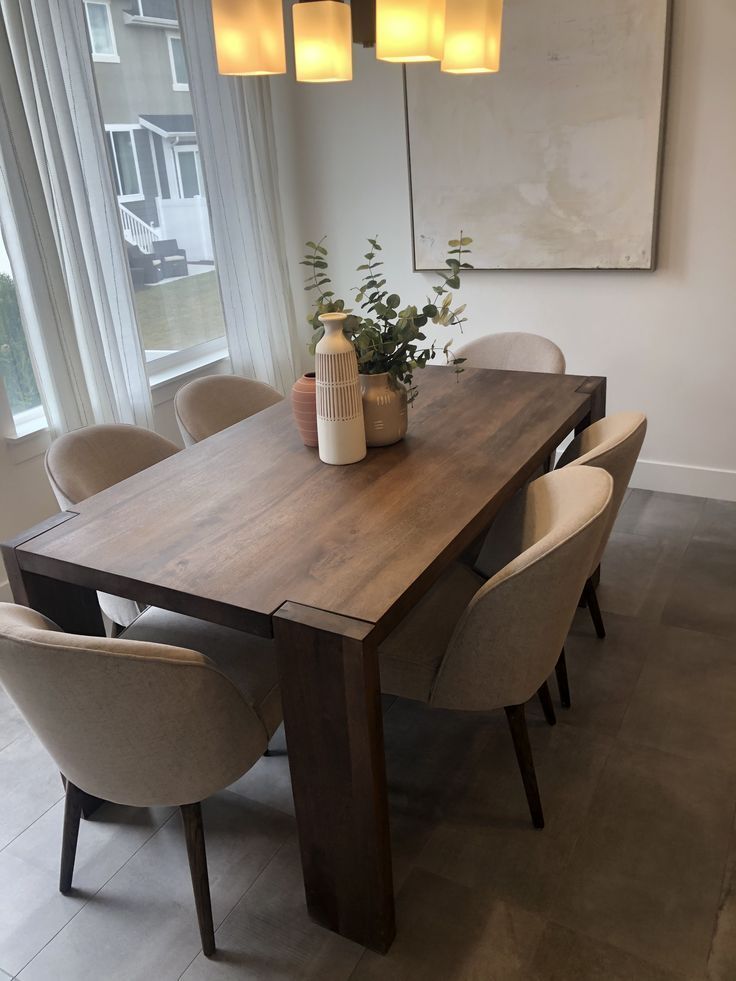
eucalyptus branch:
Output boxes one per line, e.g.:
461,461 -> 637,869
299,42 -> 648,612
302,230 -> 473,400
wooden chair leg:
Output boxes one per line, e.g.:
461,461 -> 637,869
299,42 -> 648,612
180,802 -> 216,958
504,704 -> 545,829
537,680 -> 557,726
555,648 -> 571,709
59,781 -> 83,894
583,577 -> 606,638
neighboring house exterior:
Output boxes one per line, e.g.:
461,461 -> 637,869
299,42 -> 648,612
84,0 -> 212,260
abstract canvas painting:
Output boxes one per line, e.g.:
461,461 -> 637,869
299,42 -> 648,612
405,0 -> 671,270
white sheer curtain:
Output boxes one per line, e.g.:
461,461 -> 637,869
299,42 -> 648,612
178,0 -> 299,394
0,0 -> 153,434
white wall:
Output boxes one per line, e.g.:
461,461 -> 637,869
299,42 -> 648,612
272,0 -> 736,500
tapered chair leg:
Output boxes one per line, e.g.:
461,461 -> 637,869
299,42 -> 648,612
504,704 -> 545,829
59,781 -> 84,894
537,681 -> 557,726
181,803 -> 216,957
583,577 -> 606,639
555,648 -> 571,709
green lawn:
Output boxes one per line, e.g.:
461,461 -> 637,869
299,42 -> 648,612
134,270 -> 226,352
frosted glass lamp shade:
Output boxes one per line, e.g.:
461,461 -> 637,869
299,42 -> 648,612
441,0 -> 503,73
212,0 -> 287,75
293,1 -> 353,83
376,0 -> 446,62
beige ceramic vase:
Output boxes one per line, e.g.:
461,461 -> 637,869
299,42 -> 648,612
315,312 -> 366,465
360,372 -> 408,447
291,372 -> 318,447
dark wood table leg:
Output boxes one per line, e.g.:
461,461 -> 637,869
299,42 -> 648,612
274,602 -> 395,954
575,377 -> 607,588
1,514 -> 106,638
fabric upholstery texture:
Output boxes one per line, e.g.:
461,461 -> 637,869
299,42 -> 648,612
379,564 -> 486,702
379,467 -> 612,710
555,412 -> 647,572
122,608 -> 282,738
175,374 -> 284,447
454,332 -> 566,374
0,603 -> 272,807
44,424 -> 180,628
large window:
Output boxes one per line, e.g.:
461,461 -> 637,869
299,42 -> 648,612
86,9 -> 225,368
0,231 -> 43,431
85,1 -> 119,63
167,34 -> 189,91
107,126 -> 144,202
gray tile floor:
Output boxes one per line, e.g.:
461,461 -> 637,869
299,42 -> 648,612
2,489 -> 735,980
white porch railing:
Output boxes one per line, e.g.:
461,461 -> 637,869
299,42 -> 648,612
120,204 -> 162,254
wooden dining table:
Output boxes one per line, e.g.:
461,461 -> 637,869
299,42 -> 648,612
2,365 -> 605,954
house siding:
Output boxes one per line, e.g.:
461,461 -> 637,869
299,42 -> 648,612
93,0 -> 189,124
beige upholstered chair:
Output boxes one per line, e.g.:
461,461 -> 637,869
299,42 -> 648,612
379,467 -> 613,828
554,411 -> 647,643
454,332 -> 566,374
0,602 -> 281,957
45,424 -> 180,631
174,374 -> 283,447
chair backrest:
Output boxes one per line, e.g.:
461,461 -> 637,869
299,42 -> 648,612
454,332 -> 566,374
0,603 -> 268,807
556,411 -> 647,571
45,423 -> 180,510
174,374 -> 284,446
430,467 -> 612,712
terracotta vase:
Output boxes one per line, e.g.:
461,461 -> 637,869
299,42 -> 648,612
291,372 -> 318,447
315,313 -> 366,465
361,372 -> 408,447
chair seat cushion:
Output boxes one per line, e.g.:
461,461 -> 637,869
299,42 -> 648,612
379,563 -> 484,702
122,609 -> 281,737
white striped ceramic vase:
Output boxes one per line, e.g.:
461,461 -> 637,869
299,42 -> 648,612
315,313 -> 367,465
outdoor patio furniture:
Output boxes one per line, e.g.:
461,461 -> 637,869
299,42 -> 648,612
153,239 -> 188,279
126,243 -> 162,286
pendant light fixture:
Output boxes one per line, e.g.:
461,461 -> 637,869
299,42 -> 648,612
211,0 -> 503,81
211,0 -> 287,75
441,0 -> 503,74
375,0 -> 446,62
293,0 -> 353,82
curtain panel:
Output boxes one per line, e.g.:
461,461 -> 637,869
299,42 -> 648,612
0,0 -> 153,434
178,0 -> 299,394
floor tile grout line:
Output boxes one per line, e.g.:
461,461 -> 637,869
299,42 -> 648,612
176,834 -> 295,981
0,791 -> 66,855
704,793 -> 736,973
536,713 -> 621,926
346,947 -> 370,979
16,808 -> 179,977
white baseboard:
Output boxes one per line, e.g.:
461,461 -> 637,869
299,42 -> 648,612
632,459 -> 736,502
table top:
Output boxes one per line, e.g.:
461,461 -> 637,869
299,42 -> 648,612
15,367 -> 602,640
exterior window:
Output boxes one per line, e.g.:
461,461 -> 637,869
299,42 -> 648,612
107,127 -> 144,202
89,23 -> 225,368
0,230 -> 44,430
168,35 -> 189,91
176,149 -> 201,198
85,2 -> 119,63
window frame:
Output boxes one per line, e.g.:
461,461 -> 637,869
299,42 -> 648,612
106,125 -> 145,204
166,33 -> 189,92
84,0 -> 120,64
174,146 -> 202,199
